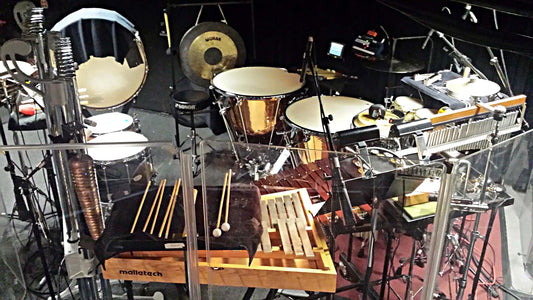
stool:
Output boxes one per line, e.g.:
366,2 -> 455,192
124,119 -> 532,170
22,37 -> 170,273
172,90 -> 211,158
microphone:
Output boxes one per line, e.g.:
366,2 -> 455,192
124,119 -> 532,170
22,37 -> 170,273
421,29 -> 435,50
300,36 -> 314,83
461,4 -> 471,20
368,104 -> 386,119
462,4 -> 478,23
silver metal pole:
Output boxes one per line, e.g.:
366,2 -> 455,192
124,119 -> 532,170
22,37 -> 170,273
421,163 -> 458,299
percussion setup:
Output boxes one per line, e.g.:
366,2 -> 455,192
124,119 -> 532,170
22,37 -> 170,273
1,3 -> 531,300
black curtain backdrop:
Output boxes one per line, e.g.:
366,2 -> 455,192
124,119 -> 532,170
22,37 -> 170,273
1,0 -> 532,123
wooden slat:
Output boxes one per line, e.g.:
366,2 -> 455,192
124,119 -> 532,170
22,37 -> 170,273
283,195 -> 304,256
259,200 -> 272,253
287,193 -> 315,257
267,198 -> 278,226
274,197 -> 293,255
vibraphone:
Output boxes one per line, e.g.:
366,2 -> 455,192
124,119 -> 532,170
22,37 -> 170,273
393,95 -> 527,157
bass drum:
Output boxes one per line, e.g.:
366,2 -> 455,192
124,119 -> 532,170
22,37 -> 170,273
284,96 -> 372,163
51,8 -> 148,109
213,66 -> 303,145
87,131 -> 153,202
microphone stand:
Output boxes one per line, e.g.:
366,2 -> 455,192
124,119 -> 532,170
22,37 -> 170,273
437,31 -> 488,80
303,39 -> 357,237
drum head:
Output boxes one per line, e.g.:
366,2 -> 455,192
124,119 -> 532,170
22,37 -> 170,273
76,56 -> 147,109
285,96 -> 372,133
52,8 -> 148,109
87,131 -> 148,162
213,66 -> 302,97
85,112 -> 134,135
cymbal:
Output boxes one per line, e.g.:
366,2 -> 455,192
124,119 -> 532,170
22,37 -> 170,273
363,57 -> 424,74
179,22 -> 246,87
301,67 -> 343,80
445,77 -> 500,98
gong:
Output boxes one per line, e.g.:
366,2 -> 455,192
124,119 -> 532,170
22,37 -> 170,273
179,22 -> 246,87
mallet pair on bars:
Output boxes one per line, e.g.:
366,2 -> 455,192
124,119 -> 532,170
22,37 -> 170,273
213,169 -> 233,237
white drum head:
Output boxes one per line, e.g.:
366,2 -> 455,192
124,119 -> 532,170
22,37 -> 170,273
212,66 -> 302,96
85,112 -> 134,135
76,56 -> 147,109
87,131 -> 148,162
285,96 -> 372,133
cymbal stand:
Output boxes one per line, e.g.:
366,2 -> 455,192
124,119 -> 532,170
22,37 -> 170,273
489,9 -> 513,96
486,47 -> 513,96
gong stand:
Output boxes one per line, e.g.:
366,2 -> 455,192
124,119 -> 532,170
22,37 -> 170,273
167,0 -> 256,63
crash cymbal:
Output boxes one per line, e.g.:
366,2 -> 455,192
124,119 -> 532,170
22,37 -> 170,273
446,77 -> 500,98
362,57 -> 424,74
179,22 -> 246,87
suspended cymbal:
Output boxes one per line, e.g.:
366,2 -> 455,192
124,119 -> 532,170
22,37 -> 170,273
179,22 -> 246,87
363,57 -> 424,74
446,77 -> 500,98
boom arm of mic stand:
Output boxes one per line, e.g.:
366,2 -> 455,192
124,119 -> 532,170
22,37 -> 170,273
437,32 -> 488,80
307,52 -> 357,228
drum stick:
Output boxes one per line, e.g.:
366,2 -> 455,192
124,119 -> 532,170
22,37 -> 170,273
143,179 -> 166,232
130,181 -> 151,233
221,169 -> 232,232
165,180 -> 185,239
159,178 -> 181,238
163,10 -> 172,49
212,172 -> 229,237
150,180 -> 167,235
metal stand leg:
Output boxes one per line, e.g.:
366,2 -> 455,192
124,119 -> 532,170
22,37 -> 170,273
124,280 -> 134,300
404,238 -> 417,300
469,207 -> 498,299
173,109 -> 181,158
190,111 -> 197,157
362,198 -> 379,300
456,213 -> 481,300
265,289 -> 277,300
242,287 -> 255,300
379,232 -> 393,300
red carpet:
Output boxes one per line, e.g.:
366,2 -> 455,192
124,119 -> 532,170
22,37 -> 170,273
331,209 -> 504,299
